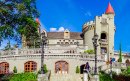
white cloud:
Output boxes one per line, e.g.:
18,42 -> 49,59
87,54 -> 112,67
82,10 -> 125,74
50,27 -> 65,32
58,27 -> 64,32
50,28 -> 57,32
85,12 -> 92,16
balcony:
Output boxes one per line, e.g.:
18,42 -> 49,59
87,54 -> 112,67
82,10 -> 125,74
101,39 -> 108,45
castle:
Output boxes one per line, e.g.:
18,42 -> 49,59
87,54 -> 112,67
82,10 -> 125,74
0,2 -> 129,74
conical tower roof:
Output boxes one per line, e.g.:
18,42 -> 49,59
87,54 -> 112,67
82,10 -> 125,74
105,2 -> 114,14
36,18 -> 40,25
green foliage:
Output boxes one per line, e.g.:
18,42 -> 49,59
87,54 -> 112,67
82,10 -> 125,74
83,49 -> 95,54
0,0 -> 40,46
37,69 -> 41,74
1,40 -> 14,51
13,66 -> 17,73
44,64 -> 47,73
99,73 -> 117,81
119,41 -> 122,62
37,64 -> 48,74
91,72 -> 94,76
127,66 -> 130,70
8,72 -> 37,81
108,71 -> 117,75
76,66 -> 80,73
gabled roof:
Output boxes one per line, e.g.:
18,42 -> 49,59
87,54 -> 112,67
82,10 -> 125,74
36,18 -> 40,25
105,2 -> 115,14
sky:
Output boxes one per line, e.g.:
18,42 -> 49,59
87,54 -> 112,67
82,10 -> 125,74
0,0 -> 130,52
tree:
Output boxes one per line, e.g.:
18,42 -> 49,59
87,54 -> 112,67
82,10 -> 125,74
119,41 -> 122,62
0,0 -> 40,46
1,40 -> 14,51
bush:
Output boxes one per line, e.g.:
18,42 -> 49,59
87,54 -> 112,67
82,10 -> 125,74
108,71 -> 117,75
127,66 -> 130,70
83,49 -> 95,54
9,72 -> 37,81
113,75 -> 130,81
37,64 -> 47,74
76,66 -> 80,73
44,64 -> 47,73
13,66 -> 17,73
99,73 -> 117,81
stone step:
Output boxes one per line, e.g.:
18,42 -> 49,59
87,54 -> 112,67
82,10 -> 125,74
50,74 -> 83,81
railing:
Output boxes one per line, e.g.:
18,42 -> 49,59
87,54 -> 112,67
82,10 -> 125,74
98,62 -> 127,71
0,54 -> 105,61
114,50 -> 130,55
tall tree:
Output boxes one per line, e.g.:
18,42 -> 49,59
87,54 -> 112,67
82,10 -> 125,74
119,41 -> 122,62
0,0 -> 40,46
1,40 -> 14,51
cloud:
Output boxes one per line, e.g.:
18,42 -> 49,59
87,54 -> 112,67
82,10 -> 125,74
50,28 -> 57,32
50,27 -> 65,32
58,27 -> 64,32
85,12 -> 92,16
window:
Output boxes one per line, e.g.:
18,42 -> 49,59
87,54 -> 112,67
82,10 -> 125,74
55,61 -> 68,74
102,18 -> 107,24
101,33 -> 107,39
0,62 -> 9,74
24,61 -> 37,72
65,32 -> 68,37
101,47 -> 107,53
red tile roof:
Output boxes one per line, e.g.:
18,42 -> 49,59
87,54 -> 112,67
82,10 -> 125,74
105,2 -> 114,14
36,18 -> 40,25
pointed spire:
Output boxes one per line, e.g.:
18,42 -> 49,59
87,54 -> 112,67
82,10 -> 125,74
105,2 -> 115,14
36,18 -> 40,25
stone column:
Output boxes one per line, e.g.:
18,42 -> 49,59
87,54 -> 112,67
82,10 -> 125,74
83,71 -> 88,81
15,48 -> 19,55
76,47 -> 79,53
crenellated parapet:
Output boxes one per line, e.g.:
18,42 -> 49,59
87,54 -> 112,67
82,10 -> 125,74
82,20 -> 95,33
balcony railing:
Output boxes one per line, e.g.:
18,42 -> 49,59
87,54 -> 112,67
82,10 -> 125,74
0,53 -> 105,61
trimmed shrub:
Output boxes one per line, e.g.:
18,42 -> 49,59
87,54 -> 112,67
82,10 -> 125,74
76,66 -> 80,73
37,64 -> 47,74
13,66 -> 17,73
44,64 -> 47,73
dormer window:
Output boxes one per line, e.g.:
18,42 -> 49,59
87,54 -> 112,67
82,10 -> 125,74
65,32 -> 68,37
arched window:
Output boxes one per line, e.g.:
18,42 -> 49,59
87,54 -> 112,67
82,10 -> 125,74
0,62 -> 9,74
55,61 -> 68,74
101,33 -> 107,39
24,61 -> 37,72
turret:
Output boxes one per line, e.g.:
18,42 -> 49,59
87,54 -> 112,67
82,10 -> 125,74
36,18 -> 41,34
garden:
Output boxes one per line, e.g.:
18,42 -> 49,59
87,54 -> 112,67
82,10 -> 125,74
97,66 -> 130,81
0,64 -> 47,81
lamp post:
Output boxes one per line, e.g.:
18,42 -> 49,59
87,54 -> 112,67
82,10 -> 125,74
39,32 -> 48,74
92,33 -> 102,75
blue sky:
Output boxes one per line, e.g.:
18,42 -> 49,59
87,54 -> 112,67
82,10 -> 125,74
0,0 -> 130,52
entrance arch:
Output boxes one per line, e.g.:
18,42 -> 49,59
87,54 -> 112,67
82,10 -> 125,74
80,64 -> 85,74
55,61 -> 68,74
24,61 -> 37,72
0,62 -> 9,74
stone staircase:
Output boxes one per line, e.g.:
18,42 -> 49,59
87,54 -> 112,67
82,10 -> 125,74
50,74 -> 83,81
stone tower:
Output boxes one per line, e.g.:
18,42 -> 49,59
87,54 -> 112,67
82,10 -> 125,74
21,18 -> 41,49
82,2 -> 115,61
